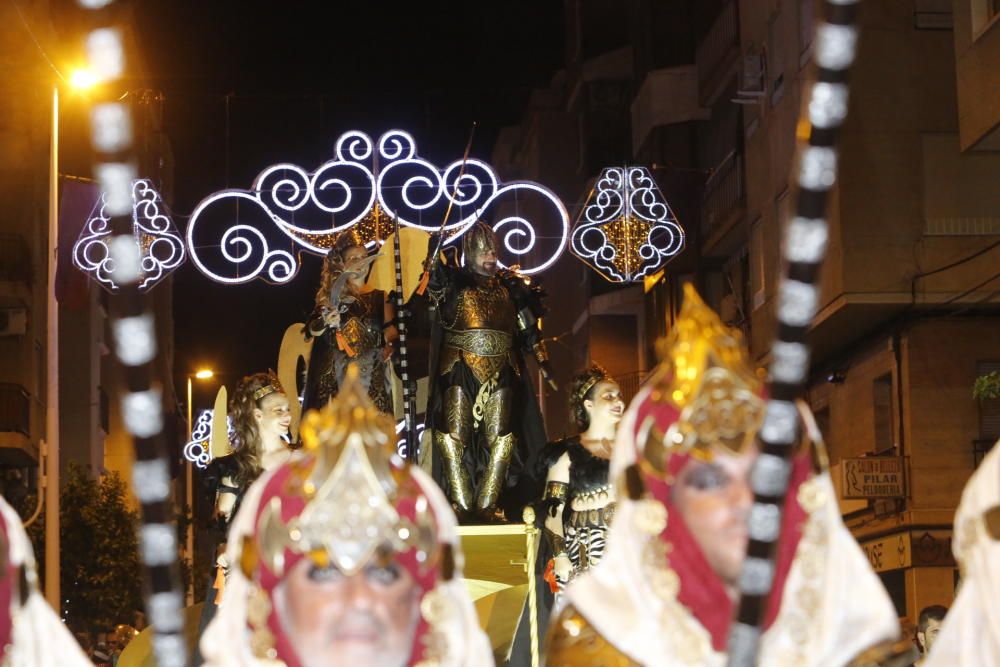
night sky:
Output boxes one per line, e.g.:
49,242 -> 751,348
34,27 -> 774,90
132,2 -> 565,404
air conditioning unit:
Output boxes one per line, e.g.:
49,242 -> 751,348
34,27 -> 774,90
0,308 -> 27,336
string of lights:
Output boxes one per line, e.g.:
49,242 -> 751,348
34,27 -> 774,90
76,1 -> 188,665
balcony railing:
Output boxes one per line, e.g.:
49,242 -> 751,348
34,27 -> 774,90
0,384 -> 30,436
0,235 -> 32,285
696,1 -> 739,95
701,152 -> 746,240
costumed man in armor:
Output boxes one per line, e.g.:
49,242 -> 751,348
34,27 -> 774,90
200,366 -> 493,667
304,230 -> 396,414
545,285 -> 906,666
541,365 -> 624,592
194,372 -> 294,666
924,440 -> 1000,667
425,220 -> 554,522
0,494 -> 92,665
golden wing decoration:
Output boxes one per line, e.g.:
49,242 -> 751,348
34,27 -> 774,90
367,227 -> 431,303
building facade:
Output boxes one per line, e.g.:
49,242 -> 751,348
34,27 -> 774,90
0,2 -> 180,508
494,0 -> 1000,621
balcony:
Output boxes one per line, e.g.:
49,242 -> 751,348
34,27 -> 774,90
631,65 -> 710,155
0,235 -> 32,287
701,152 -> 746,249
696,1 -> 740,104
0,383 -> 37,466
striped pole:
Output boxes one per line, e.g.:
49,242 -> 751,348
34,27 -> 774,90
392,218 -> 419,461
726,1 -> 861,665
78,3 -> 188,666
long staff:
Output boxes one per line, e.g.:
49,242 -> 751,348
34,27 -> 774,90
77,3 -> 189,666
726,1 -> 862,665
415,122 -> 478,295
392,217 -> 420,461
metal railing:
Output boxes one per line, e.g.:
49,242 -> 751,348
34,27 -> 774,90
0,384 -> 30,436
0,235 -> 32,285
696,1 -> 738,93
701,152 -> 746,239
614,371 -> 649,407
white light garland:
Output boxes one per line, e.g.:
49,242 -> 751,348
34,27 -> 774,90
72,179 -> 186,291
186,129 -> 571,284
570,166 -> 685,283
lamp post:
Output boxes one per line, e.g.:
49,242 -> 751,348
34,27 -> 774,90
185,368 -> 213,604
44,70 -> 96,612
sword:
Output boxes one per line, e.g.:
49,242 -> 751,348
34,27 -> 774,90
327,253 -> 380,357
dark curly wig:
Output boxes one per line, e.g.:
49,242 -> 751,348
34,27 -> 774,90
568,364 -> 612,431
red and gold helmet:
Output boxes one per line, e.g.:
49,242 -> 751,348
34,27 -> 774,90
222,365 -> 488,667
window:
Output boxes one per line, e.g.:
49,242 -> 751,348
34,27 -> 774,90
873,373 -> 895,453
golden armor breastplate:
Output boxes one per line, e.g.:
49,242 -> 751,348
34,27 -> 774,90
440,280 -> 517,383
340,315 -> 380,355
449,280 -> 516,331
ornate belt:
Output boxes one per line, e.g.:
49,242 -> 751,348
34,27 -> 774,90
443,329 -> 513,357
567,503 -> 616,529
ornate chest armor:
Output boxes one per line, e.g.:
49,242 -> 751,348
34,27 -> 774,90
439,278 -> 517,383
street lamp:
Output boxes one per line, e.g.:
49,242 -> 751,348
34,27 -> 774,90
185,368 -> 214,604
44,66 -> 98,612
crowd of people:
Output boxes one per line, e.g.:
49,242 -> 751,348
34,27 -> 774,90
0,224 -> 993,666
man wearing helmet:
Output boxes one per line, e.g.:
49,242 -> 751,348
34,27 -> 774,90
424,221 -> 555,522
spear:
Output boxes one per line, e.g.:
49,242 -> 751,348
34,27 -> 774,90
415,121 -> 478,296
392,215 -> 420,461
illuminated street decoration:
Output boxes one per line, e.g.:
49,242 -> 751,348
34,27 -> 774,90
186,129 -> 570,284
72,179 -> 186,291
570,166 -> 684,283
182,410 -> 228,469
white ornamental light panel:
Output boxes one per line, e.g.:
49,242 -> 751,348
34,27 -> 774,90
186,129 -> 572,284
72,178 -> 186,291
570,166 -> 685,283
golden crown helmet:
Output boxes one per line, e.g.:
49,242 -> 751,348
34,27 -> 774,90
461,220 -> 498,260
642,284 -> 765,471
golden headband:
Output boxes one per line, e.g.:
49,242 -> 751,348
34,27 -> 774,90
573,367 -> 611,408
252,384 -> 281,402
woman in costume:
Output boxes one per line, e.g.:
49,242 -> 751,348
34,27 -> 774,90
0,495 -> 91,665
540,365 -> 624,590
545,285 -> 903,666
924,440 -> 1000,666
194,372 -> 294,666
200,366 -> 493,667
303,230 -> 396,414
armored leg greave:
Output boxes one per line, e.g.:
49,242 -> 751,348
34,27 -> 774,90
434,385 -> 474,514
476,387 -> 514,515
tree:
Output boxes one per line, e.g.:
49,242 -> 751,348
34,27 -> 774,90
59,463 -> 143,634
973,371 -> 1000,400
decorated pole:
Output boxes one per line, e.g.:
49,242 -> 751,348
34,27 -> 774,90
392,216 -> 419,461
78,3 -> 188,666
726,1 -> 861,665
